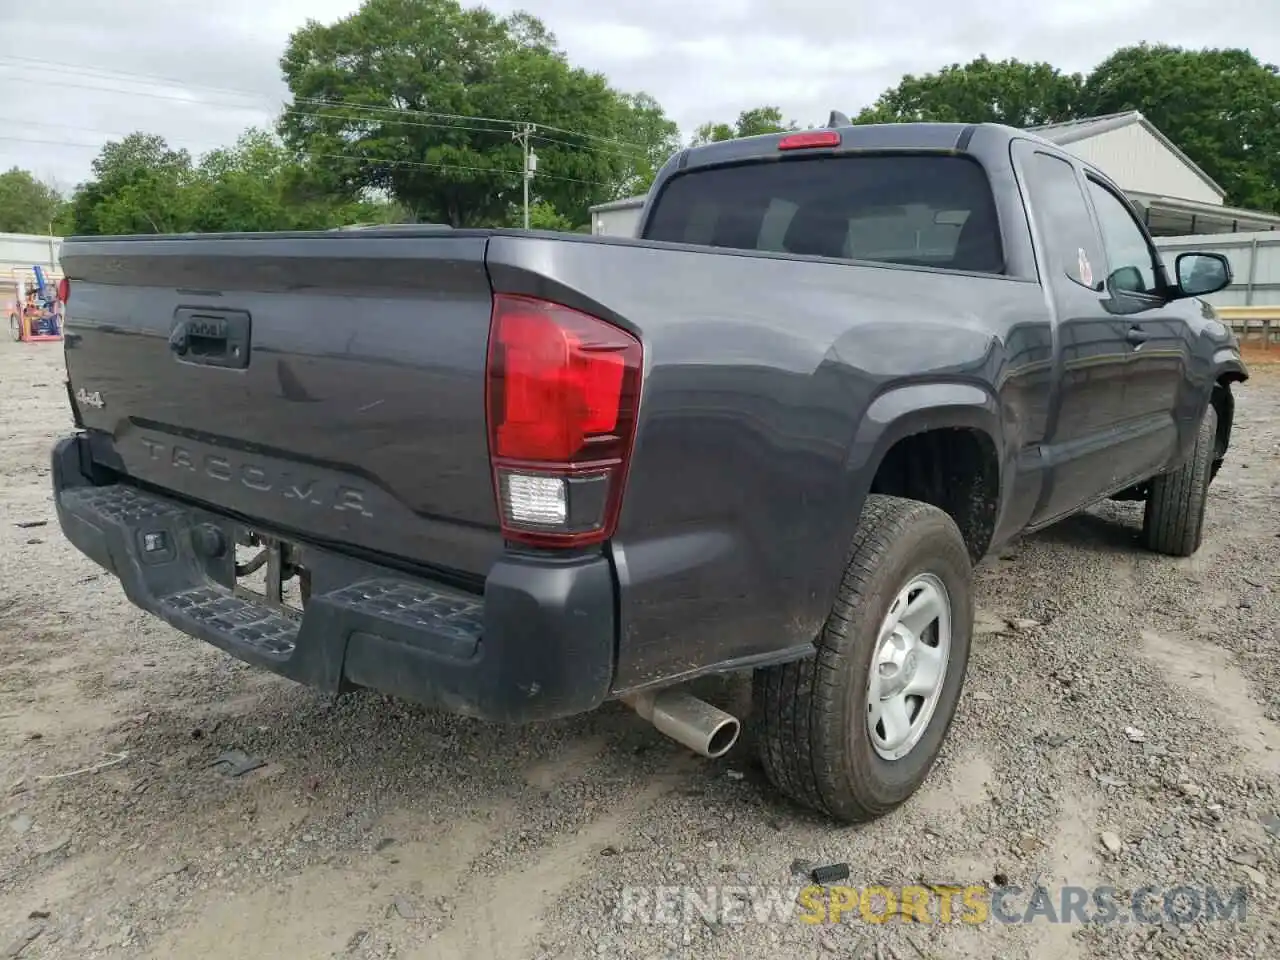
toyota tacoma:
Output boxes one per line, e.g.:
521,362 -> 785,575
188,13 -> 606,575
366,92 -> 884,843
52,119 -> 1248,823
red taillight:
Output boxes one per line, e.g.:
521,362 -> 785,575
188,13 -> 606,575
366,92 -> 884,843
486,293 -> 642,547
57,277 -> 69,303
778,130 -> 841,151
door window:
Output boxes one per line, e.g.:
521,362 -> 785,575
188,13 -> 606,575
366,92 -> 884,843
1086,179 -> 1160,295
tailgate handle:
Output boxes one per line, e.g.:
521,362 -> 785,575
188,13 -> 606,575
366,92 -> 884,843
170,308 -> 251,369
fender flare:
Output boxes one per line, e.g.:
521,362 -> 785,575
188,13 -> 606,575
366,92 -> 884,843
1211,349 -> 1248,386
828,380 -> 1009,569
1209,350 -> 1247,462
851,381 -> 1005,481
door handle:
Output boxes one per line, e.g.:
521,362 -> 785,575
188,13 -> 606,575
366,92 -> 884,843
1125,327 -> 1151,345
169,308 -> 251,369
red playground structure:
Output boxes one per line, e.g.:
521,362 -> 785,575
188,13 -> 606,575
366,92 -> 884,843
7,266 -> 65,342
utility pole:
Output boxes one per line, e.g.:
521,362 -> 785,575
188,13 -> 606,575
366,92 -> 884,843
513,123 -> 536,229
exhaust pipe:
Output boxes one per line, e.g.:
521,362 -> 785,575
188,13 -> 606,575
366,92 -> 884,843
622,690 -> 741,758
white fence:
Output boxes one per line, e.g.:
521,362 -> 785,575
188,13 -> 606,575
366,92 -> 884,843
1155,231 -> 1280,308
1,232 -> 63,304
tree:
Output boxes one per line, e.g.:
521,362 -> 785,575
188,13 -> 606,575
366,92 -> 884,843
65,130 -> 402,236
188,129 -> 403,232
854,45 -> 1280,213
1083,44 -> 1280,213
614,92 -> 681,195
691,106 -> 797,145
65,133 -> 195,236
855,56 -> 1084,127
0,168 -> 64,234
526,201 -> 575,231
278,0 -> 677,226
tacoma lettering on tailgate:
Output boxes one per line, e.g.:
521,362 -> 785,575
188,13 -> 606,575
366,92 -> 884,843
137,436 -> 373,518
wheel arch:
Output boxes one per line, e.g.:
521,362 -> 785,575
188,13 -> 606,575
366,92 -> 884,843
850,382 -> 1006,564
1210,353 -> 1247,470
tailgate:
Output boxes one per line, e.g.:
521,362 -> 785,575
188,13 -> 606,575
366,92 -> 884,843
59,231 -> 502,579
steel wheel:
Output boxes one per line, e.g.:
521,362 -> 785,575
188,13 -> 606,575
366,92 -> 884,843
754,495 -> 973,823
866,573 -> 952,760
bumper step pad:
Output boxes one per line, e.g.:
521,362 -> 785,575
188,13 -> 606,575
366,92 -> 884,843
162,586 -> 299,659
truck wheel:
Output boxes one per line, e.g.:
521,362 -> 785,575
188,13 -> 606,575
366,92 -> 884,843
754,494 -> 973,823
1142,405 -> 1217,557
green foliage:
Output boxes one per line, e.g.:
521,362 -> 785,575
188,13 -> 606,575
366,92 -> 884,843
66,134 -> 196,236
1083,44 -> 1280,213
64,130 -> 401,236
277,0 -> 677,226
525,201 -> 576,231
852,45 -> 1280,213
187,130 -> 401,232
691,106 -> 797,145
855,56 -> 1084,127
0,168 -> 64,234
614,92 -> 681,194
45,35 -> 1280,237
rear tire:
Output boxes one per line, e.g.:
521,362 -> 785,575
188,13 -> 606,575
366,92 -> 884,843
1142,405 -> 1217,558
8,313 -> 20,341
754,494 -> 973,824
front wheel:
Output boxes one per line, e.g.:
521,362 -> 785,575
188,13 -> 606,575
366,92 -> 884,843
754,494 -> 973,823
1142,405 -> 1217,557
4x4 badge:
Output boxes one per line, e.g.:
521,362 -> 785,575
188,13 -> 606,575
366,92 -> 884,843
75,387 -> 105,409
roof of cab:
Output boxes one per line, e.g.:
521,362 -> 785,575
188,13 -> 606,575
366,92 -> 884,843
677,121 -> 990,171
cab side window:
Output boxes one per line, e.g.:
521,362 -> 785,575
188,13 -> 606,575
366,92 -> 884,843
1086,179 -> 1160,295
1021,152 -> 1104,290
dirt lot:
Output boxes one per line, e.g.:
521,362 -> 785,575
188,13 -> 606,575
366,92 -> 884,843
1,340 -> 1278,960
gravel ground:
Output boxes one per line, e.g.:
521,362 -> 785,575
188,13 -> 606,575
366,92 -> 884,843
1,339 -> 1278,960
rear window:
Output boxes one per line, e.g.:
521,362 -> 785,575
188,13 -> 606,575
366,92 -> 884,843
643,154 -> 1004,274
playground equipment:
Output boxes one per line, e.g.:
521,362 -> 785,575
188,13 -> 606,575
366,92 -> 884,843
7,265 -> 64,342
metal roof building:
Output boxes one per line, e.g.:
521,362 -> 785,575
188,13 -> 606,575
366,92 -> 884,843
589,112 -> 1280,238
588,195 -> 647,238
1030,111 -> 1280,236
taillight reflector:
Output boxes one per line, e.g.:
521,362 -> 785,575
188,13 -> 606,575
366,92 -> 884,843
777,130 -> 841,151
486,293 -> 642,547
57,277 -> 69,303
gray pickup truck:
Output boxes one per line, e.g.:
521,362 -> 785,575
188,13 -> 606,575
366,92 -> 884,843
52,120 -> 1247,823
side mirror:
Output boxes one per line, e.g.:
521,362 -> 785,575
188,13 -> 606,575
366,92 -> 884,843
1174,252 -> 1232,298
1107,265 -> 1146,294
1101,265 -> 1153,315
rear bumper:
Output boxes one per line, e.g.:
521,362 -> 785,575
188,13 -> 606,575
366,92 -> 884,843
51,434 -> 616,723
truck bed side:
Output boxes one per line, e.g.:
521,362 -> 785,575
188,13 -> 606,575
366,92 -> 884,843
485,234 -> 1052,688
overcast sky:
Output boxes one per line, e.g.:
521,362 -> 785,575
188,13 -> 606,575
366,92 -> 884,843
2,0 -> 1277,192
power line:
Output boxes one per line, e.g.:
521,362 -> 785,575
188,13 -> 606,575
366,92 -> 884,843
0,53 -> 278,103
0,70 -> 276,114
0,130 -> 618,188
281,106 -> 649,161
0,56 -> 652,158
292,96 -> 648,153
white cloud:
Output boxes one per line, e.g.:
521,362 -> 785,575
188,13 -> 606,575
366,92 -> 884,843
1,0 -> 1276,190
555,22 -> 661,61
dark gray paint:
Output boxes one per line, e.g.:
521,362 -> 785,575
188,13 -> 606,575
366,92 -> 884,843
61,235 -> 503,586
58,121 -> 1247,695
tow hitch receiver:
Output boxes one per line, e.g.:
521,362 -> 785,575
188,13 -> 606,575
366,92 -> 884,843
235,533 -> 311,612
